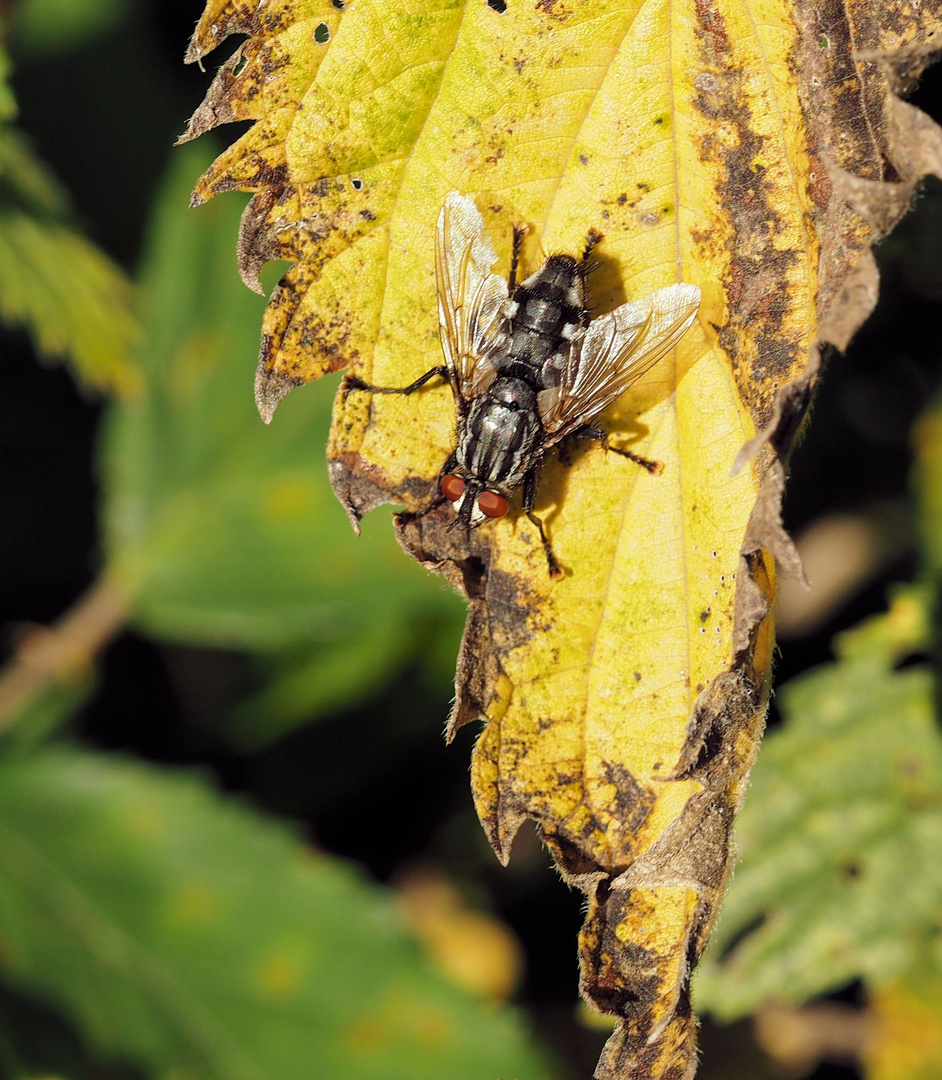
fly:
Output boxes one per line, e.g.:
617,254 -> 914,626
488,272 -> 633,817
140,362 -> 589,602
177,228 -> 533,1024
343,192 -> 701,578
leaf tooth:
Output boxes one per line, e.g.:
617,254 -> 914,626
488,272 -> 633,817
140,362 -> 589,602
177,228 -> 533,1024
254,358 -> 300,424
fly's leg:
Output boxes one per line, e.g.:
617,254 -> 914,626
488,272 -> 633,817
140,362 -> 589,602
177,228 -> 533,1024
342,366 -> 449,400
578,230 -> 605,328
396,454 -> 457,528
576,425 -> 663,475
581,228 -> 604,263
509,223 -> 528,292
396,496 -> 448,528
523,469 -> 563,579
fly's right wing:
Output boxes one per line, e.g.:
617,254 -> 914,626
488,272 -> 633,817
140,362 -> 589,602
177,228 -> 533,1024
537,283 -> 701,444
435,192 -> 509,406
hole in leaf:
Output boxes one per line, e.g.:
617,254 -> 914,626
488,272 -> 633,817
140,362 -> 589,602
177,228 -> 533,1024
351,178 -> 363,190
894,650 -> 932,671
828,980 -> 865,1006
314,22 -> 330,43
232,53 -> 249,76
488,0 -> 508,10
332,0 -> 345,7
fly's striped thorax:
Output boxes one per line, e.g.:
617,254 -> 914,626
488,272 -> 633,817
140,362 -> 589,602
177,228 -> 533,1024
456,378 -> 544,489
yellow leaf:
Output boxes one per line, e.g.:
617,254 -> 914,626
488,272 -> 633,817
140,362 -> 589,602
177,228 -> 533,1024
183,2 -> 942,1076
865,979 -> 942,1080
396,867 -> 523,1002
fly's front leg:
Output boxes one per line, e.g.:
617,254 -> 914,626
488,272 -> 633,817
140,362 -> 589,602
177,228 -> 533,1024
581,228 -> 603,264
395,453 -> 457,528
523,469 -> 563,580
576,425 -> 663,476
395,495 -> 448,529
342,365 -> 449,400
508,223 -> 528,293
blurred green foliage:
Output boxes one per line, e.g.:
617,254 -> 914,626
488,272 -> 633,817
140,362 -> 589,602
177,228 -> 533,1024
0,41 -> 139,396
0,748 -> 548,1080
695,585 -> 942,1015
102,143 -> 464,747
10,0 -> 129,59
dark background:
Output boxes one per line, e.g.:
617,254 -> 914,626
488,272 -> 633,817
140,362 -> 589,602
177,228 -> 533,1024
3,3 -> 942,1076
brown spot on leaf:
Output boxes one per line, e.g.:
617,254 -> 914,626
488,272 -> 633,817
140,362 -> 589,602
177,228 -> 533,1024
604,763 -> 656,836
692,6 -> 801,422
535,0 -> 570,20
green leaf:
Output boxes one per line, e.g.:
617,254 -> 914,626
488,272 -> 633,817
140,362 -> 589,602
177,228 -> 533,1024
0,47 -> 16,123
694,588 -> 942,1020
0,127 -> 69,216
102,142 -> 464,729
0,47 -> 140,395
227,618 -> 422,751
0,673 -> 96,751
10,0 -> 130,59
915,396 -> 942,581
0,207 -> 140,394
0,748 -> 552,1080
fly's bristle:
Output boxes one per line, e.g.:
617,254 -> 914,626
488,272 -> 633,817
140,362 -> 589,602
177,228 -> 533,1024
542,252 -> 581,269
539,252 -> 592,292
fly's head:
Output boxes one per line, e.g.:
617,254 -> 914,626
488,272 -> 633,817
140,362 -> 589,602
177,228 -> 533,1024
440,378 -> 544,528
440,471 -> 510,528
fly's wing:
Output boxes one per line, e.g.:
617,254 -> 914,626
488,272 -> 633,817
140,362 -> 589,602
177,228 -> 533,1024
537,283 -> 701,443
435,192 -> 509,405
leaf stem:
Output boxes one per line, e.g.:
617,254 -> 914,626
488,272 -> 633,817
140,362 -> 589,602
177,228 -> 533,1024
0,576 -> 131,732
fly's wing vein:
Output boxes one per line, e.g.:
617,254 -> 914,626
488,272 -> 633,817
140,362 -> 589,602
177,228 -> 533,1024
435,192 -> 508,404
537,283 -> 701,444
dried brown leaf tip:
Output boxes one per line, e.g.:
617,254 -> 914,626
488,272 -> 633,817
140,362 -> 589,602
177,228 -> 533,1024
184,0 -> 942,1075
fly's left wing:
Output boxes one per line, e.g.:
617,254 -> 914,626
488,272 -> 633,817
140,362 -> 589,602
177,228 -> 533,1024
537,283 -> 701,444
435,192 -> 509,406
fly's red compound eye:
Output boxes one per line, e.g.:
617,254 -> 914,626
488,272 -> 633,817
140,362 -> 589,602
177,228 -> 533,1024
478,490 -> 510,518
441,474 -> 465,502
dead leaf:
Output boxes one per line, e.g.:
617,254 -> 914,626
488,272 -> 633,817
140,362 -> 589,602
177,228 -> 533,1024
183,2 -> 942,1076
